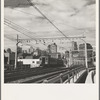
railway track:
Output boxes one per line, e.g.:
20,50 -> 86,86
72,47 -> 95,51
5,67 -> 68,83
10,69 -> 69,83
5,66 -> 82,83
5,67 -> 51,75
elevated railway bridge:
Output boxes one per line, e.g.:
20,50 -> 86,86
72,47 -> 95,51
4,41 -> 96,83
4,65 -> 96,83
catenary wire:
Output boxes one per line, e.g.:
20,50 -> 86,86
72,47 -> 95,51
27,0 -> 68,38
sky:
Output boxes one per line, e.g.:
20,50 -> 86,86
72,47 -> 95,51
4,0 -> 96,52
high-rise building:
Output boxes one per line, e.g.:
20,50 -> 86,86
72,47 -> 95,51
72,41 -> 78,50
48,43 -> 57,53
28,46 -> 34,54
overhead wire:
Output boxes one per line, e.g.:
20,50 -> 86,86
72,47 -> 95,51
5,0 -> 93,42
4,25 -> 48,49
4,18 -> 36,41
4,19 -> 42,49
12,1 -> 92,32
27,0 -> 68,38
4,33 -> 39,49
4,35 -> 70,52
4,18 -> 85,52
4,19 -> 72,41
12,8 -> 92,32
4,18 -> 36,35
6,1 -> 88,40
4,20 -> 48,48
12,9 -> 35,16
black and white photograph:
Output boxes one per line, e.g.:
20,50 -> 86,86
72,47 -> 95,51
4,0 -> 97,84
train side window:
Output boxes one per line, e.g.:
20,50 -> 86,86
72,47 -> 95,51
32,61 -> 35,63
37,61 -> 40,64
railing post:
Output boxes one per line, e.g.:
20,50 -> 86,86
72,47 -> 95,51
59,73 -> 63,83
68,74 -> 70,83
77,69 -> 79,77
75,70 -> 77,80
72,72 -> 74,82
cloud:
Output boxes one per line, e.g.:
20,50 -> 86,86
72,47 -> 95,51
69,4 -> 95,28
70,7 -> 80,16
4,0 -> 49,8
4,0 -> 29,8
69,0 -> 96,16
85,0 -> 96,6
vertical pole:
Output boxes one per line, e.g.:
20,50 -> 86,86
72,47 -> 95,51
68,74 -> 70,83
71,41 -> 73,66
68,50 -> 70,67
59,73 -> 63,83
80,38 -> 88,73
92,50 -> 94,63
75,70 -> 77,80
84,42 -> 88,73
72,72 -> 74,82
15,35 -> 18,69
69,50 -> 71,67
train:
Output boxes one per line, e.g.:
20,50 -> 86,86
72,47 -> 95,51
18,59 -> 40,68
4,56 -> 65,71
40,55 -> 64,67
17,54 -> 65,68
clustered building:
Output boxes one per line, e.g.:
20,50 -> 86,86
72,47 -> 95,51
4,42 -> 94,70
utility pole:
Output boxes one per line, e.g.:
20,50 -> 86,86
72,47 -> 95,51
80,38 -> 88,73
69,49 -> 72,67
15,34 -> 18,69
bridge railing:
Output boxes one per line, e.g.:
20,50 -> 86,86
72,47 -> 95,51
43,66 -> 87,83
43,66 -> 95,83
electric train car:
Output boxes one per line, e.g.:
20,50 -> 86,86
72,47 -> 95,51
40,55 -> 64,67
18,59 -> 41,68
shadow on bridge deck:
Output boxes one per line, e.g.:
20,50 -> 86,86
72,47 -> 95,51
75,71 -> 88,83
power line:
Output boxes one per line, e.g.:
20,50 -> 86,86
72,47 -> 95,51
5,18 -> 36,35
4,18 -> 85,47
10,2 -> 94,38
27,0 -> 68,38
5,34 -> 38,49
15,1 -> 94,32
12,1 -> 91,32
4,19 -> 36,41
4,32 -> 68,50
4,18 -> 85,42
17,36 -> 85,41
13,9 -> 35,16
12,8 -> 89,31
4,22 -> 33,40
4,26 -> 48,48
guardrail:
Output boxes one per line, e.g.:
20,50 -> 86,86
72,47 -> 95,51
43,67 -> 95,83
